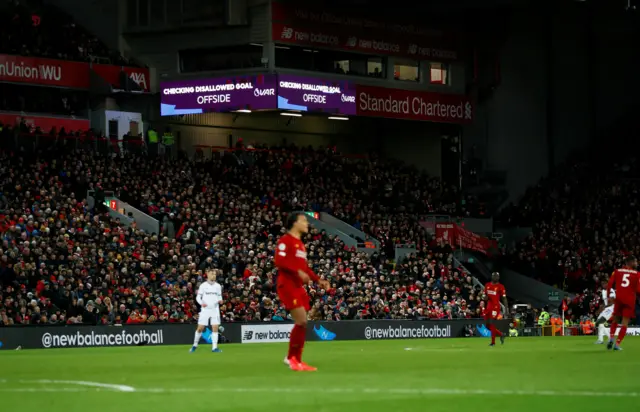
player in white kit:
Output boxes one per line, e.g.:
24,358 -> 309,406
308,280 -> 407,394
191,269 -> 223,353
595,288 -> 616,344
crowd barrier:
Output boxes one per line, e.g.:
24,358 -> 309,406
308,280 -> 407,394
515,325 -> 640,337
5,132 -> 148,156
193,145 -> 369,159
0,320 -> 509,350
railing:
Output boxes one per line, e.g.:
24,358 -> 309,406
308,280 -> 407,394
87,190 -> 160,234
394,243 -> 417,262
6,132 -> 147,155
419,215 -> 452,235
193,145 -> 370,159
514,325 -> 585,337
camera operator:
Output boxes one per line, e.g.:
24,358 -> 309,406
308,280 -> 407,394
524,304 -> 535,327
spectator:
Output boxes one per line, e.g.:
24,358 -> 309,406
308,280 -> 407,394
0,131 -> 487,325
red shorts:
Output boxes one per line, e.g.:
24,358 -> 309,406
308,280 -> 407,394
484,305 -> 500,321
277,284 -> 310,311
613,301 -> 636,319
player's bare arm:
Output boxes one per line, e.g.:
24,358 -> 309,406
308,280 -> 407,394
501,295 -> 509,317
297,269 -> 310,283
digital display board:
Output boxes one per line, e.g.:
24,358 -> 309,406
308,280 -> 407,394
160,74 -> 277,116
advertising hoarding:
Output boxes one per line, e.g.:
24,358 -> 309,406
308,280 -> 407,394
0,54 -> 150,91
271,2 -> 459,61
357,84 -> 474,123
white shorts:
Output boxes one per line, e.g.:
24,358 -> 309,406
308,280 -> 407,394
198,309 -> 220,326
599,305 -> 614,322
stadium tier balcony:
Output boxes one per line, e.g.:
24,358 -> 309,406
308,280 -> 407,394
0,0 -> 133,65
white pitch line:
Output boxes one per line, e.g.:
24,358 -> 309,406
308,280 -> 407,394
0,388 -> 87,392
20,379 -> 136,392
0,385 -> 637,398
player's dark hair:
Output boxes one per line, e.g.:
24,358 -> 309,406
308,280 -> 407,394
626,255 -> 637,265
286,212 -> 303,230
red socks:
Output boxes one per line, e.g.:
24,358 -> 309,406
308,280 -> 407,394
287,324 -> 307,361
617,326 -> 627,345
489,324 -> 502,344
609,322 -> 618,341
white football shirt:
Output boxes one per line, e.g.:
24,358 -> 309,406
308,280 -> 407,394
197,281 -> 222,309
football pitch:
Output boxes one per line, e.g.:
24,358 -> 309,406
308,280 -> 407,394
1,337 -> 637,412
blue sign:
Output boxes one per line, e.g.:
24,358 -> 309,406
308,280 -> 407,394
313,325 -> 337,341
476,324 -> 491,337
201,327 -> 213,344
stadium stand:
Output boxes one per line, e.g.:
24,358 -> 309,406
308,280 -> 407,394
498,136 -> 640,320
0,129 -> 484,326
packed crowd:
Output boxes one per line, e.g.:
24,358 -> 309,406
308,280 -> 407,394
0,0 -> 133,65
0,129 -> 486,326
500,148 -> 640,318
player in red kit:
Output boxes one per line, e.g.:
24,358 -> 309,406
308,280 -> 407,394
606,255 -> 639,351
274,212 -> 330,371
484,272 -> 509,346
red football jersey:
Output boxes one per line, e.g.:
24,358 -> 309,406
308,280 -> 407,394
485,282 -> 506,306
274,233 -> 319,288
607,268 -> 639,305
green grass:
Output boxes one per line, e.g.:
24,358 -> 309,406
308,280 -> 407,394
0,337 -> 637,412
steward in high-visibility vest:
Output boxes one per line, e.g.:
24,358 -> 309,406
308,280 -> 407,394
580,319 -> 594,335
162,130 -> 175,158
148,129 -> 158,143
162,131 -> 174,146
538,310 -> 550,326
550,316 -> 563,335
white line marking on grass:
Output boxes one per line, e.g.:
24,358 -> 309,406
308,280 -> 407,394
21,380 -> 135,392
0,388 -> 88,392
133,387 -> 640,398
0,385 -> 638,398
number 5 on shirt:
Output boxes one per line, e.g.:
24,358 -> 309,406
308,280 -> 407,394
621,274 -> 630,287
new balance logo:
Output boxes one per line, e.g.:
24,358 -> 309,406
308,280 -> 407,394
281,27 -> 294,39
241,326 -> 293,343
